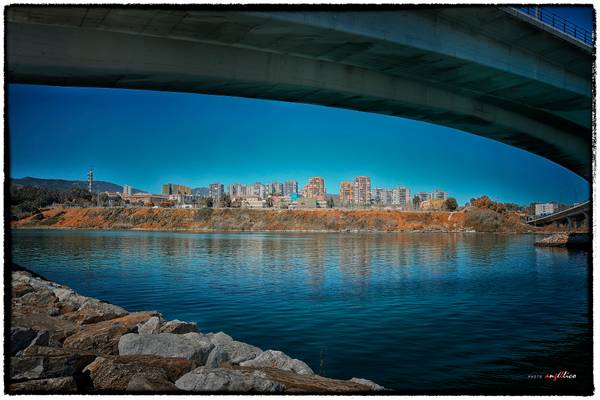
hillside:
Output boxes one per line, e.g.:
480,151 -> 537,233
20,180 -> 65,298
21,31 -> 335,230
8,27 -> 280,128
11,207 -> 537,233
11,177 -> 146,194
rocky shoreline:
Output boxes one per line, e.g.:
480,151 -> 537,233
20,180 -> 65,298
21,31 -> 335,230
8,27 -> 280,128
9,264 -> 384,393
534,233 -> 591,249
11,207 -> 536,233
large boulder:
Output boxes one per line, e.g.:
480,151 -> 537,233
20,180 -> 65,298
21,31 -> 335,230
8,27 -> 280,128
63,312 -> 158,355
13,289 -> 61,316
118,332 -> 214,365
175,367 -> 285,392
204,332 -> 262,364
126,373 -> 178,392
83,356 -> 175,391
62,299 -> 129,325
111,355 -> 193,382
10,327 -> 37,355
205,332 -> 233,344
12,312 -> 80,347
205,345 -> 230,368
231,366 -> 378,393
137,316 -> 163,335
9,376 -> 78,392
350,377 -> 385,391
240,350 -> 314,375
159,319 -> 198,334
10,346 -> 96,381
12,281 -> 34,298
50,287 -> 90,314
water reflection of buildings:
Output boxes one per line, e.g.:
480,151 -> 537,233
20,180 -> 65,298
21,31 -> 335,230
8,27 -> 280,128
302,235 -> 326,291
338,235 -> 372,294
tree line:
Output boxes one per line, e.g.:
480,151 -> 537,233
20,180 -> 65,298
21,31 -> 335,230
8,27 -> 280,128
10,186 -> 96,220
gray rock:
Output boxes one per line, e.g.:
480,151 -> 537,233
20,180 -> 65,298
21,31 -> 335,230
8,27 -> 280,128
10,356 -> 45,380
16,290 -> 60,313
28,330 -> 50,349
12,312 -> 80,347
205,345 -> 230,368
63,298 -> 129,324
205,331 -> 233,345
11,346 -> 96,381
62,311 -> 158,355
175,367 -> 285,392
137,316 -> 163,335
159,319 -> 198,334
9,376 -> 78,392
10,327 -> 49,356
10,327 -> 38,355
240,350 -> 314,375
126,373 -> 179,391
350,377 -> 385,391
84,356 -> 174,391
118,332 -> 214,365
204,332 -> 262,364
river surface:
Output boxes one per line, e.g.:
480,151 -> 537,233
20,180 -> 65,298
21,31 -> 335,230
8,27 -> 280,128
10,229 -> 591,394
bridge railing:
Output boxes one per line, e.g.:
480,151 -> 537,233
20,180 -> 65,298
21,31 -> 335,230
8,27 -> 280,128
512,6 -> 593,46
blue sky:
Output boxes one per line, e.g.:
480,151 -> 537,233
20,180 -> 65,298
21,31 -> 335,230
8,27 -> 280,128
8,83 -> 589,206
543,6 -> 594,31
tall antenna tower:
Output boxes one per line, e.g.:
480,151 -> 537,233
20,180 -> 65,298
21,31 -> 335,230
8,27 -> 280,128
87,167 -> 94,193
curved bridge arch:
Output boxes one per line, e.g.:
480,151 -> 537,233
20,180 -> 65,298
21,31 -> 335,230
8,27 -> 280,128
6,6 -> 592,179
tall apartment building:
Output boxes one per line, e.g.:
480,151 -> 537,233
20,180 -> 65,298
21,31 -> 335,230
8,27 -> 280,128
270,182 -> 284,196
227,184 -> 239,197
228,182 -> 273,199
284,180 -> 298,196
339,181 -> 353,205
162,183 -> 192,195
372,188 -> 383,204
534,202 -> 557,216
372,188 -> 393,205
431,189 -> 448,201
417,191 -> 431,202
209,183 -> 224,204
353,176 -> 371,205
122,185 -> 132,197
381,189 -> 393,205
392,187 -> 411,208
303,177 -> 326,200
252,183 -> 267,199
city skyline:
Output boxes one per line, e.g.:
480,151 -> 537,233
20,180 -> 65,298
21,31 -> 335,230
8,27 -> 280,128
9,83 -> 590,206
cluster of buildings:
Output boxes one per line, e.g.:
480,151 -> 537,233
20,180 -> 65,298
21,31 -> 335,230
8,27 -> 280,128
338,176 -> 447,210
115,176 -> 449,210
88,171 -> 571,216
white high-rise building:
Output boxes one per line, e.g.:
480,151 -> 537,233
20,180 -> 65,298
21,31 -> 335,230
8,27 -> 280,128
535,203 -> 557,216
353,176 -> 371,205
123,185 -> 132,196
431,189 -> 448,201
209,183 -> 224,203
392,187 -> 411,208
284,181 -> 298,196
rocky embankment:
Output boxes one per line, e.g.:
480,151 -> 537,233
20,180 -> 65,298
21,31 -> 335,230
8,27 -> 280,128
534,233 -> 591,249
9,265 -> 384,393
11,207 -> 536,233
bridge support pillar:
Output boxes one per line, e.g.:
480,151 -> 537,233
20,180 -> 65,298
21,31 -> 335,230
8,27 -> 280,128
583,212 -> 589,228
567,216 -> 574,229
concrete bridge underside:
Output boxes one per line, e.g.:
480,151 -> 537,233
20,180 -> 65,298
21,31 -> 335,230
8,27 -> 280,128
6,7 -> 593,179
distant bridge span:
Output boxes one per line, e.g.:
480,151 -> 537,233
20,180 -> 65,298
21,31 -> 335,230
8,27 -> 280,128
528,201 -> 590,228
6,6 -> 593,178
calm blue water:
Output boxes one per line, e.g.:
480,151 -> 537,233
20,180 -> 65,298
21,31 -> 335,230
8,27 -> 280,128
10,230 -> 591,393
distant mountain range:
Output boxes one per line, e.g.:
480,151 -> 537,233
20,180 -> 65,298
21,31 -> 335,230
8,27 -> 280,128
11,177 -> 146,194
